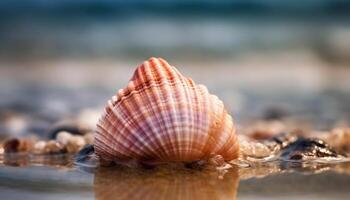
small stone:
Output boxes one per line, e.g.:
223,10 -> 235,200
3,138 -> 33,153
84,132 -> 94,144
326,128 -> 350,153
66,136 -> 86,153
271,132 -> 298,149
239,137 -> 272,158
32,141 -> 47,154
280,137 -> 341,160
56,131 -> 73,145
75,144 -> 95,163
3,138 -> 20,153
209,155 -> 225,166
44,140 -> 65,154
184,160 -> 207,169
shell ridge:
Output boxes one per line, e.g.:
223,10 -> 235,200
121,60 -> 169,160
104,99 -> 154,159
153,58 -> 179,159
184,78 -> 198,160
150,58 -> 173,157
201,93 -> 224,157
218,114 -> 236,153
197,85 -> 212,158
210,96 -> 228,154
188,84 -> 205,160
95,57 -> 239,163
137,59 -> 170,159
116,79 -> 187,108
95,123 -> 130,160
220,125 -> 239,160
150,58 -> 176,159
118,59 -> 196,103
119,78 -> 171,157
96,106 -> 130,160
115,92 -> 161,160
181,77 -> 194,160
158,60 -> 185,160
113,93 -> 147,157
105,105 -> 143,159
212,110 -> 229,154
132,85 -> 170,160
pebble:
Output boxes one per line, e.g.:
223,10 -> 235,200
3,138 -> 19,153
321,128 -> 350,153
84,132 -> 94,144
66,136 -> 86,153
1,130 -> 92,155
75,144 -> 95,163
43,140 -> 66,154
56,131 -> 88,153
208,155 -> 225,166
56,131 -> 73,145
32,140 -> 47,154
239,138 -> 272,158
280,137 -> 341,160
3,138 -> 33,153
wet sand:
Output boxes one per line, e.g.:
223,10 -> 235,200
0,161 -> 349,200
1,55 -> 350,200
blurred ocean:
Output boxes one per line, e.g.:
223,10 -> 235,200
0,0 -> 350,61
0,0 -> 350,134
1,3 -> 350,200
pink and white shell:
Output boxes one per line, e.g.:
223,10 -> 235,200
95,57 -> 239,164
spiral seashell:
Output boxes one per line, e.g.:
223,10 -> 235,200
95,57 -> 239,164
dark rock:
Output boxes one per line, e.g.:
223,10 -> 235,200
271,132 -> 298,149
75,144 -> 95,163
3,138 -> 33,153
3,138 -> 20,153
184,160 -> 207,169
280,137 -> 341,160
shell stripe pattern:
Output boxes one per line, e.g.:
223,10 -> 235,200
95,57 -> 239,163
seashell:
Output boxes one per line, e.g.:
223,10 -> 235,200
95,57 -> 239,164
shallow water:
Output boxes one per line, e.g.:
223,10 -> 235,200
1,63 -> 350,199
1,155 -> 350,200
1,2 -> 350,198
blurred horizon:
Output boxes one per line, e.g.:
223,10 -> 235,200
1,3 -> 350,200
0,0 -> 350,62
0,0 -> 350,131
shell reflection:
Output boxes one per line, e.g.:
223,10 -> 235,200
94,167 -> 239,200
